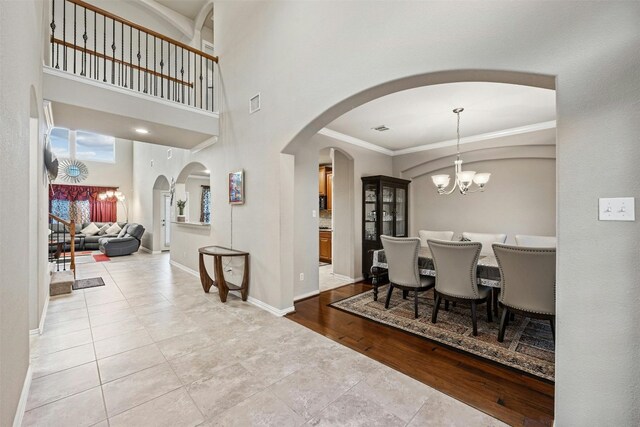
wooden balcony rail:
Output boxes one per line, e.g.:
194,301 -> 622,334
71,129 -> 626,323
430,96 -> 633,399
49,0 -> 217,111
48,213 -> 76,278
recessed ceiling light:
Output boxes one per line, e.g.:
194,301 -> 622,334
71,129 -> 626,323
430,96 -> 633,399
372,125 -> 390,132
135,128 -> 149,134
204,169 -> 210,174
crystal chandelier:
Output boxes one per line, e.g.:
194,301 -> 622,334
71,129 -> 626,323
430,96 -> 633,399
431,108 -> 491,195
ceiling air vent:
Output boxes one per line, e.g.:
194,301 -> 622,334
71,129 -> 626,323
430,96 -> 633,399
372,125 -> 389,132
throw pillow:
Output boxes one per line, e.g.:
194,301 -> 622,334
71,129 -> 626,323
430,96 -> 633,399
97,224 -> 110,235
118,224 -> 130,238
105,222 -> 122,235
81,222 -> 100,236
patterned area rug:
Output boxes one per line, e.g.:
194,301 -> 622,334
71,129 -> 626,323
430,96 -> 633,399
330,286 -> 555,381
73,277 -> 105,290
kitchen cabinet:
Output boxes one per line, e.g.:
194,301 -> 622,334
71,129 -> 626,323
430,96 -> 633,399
361,175 -> 411,279
319,230 -> 332,263
318,165 -> 332,196
327,173 -> 333,210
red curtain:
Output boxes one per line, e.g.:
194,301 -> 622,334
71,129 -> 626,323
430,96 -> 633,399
50,184 -> 118,222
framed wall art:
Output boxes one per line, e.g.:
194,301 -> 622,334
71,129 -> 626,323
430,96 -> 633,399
228,170 -> 245,205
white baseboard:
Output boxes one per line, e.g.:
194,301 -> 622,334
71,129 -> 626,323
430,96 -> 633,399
294,289 -> 320,301
169,260 -> 199,277
30,294 -> 50,336
169,261 -> 294,317
140,247 -> 162,255
333,273 -> 356,283
354,276 -> 364,283
247,296 -> 294,317
13,365 -> 32,427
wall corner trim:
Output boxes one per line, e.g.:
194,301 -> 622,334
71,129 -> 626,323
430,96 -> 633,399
13,365 -> 33,427
294,289 -> 320,302
247,297 -> 295,317
30,294 -> 50,336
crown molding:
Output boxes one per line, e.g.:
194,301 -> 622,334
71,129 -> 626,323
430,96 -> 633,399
317,128 -> 395,156
393,120 -> 556,156
319,121 -> 556,157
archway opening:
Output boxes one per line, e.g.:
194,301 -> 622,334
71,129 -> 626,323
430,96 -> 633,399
152,175 -> 170,252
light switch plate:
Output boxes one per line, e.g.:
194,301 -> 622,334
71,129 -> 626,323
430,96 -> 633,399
598,197 -> 635,221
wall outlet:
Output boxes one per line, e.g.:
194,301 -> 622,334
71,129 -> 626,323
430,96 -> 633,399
599,197 -> 635,221
312,210 -> 316,218
150,159 -> 154,167
299,273 -> 304,281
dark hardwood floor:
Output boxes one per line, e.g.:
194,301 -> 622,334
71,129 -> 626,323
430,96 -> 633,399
286,283 -> 554,427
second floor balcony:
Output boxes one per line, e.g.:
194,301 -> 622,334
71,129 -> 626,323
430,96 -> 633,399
47,0 -> 218,114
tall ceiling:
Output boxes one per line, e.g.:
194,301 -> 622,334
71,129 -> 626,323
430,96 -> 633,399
153,0 -> 209,21
326,82 -> 556,152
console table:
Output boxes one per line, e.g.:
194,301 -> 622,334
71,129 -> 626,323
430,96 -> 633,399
198,246 -> 250,302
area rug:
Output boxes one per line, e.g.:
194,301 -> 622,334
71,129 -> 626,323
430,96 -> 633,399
330,286 -> 555,381
72,277 -> 105,290
92,253 -> 110,262
59,251 -> 110,264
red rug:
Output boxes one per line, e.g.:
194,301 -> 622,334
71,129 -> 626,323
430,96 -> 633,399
92,254 -> 110,262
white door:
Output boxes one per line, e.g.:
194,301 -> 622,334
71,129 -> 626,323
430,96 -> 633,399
162,193 -> 171,250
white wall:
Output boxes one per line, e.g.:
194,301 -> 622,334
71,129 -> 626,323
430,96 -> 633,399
292,133 -> 393,299
213,2 -> 640,424
0,0 -> 45,425
411,158 -> 556,243
331,149 -> 355,278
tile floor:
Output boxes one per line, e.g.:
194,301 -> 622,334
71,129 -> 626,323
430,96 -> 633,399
25,253 -> 506,426
319,264 -> 352,292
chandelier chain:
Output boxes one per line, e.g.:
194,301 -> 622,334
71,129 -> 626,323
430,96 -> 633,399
456,110 -> 461,157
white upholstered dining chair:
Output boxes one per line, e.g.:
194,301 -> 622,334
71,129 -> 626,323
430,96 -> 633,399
418,230 -> 455,246
462,232 -> 507,256
427,239 -> 493,336
515,235 -> 557,248
381,236 -> 435,319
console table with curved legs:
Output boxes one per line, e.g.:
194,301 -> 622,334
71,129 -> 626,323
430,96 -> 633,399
198,246 -> 250,302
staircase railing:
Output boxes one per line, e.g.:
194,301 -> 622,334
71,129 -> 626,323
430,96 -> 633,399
48,0 -> 218,112
48,213 -> 76,278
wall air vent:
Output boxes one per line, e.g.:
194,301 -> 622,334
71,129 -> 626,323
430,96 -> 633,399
372,125 -> 390,132
250,93 -> 261,114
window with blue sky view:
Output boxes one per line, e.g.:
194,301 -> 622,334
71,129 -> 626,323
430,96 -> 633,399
49,127 -> 115,163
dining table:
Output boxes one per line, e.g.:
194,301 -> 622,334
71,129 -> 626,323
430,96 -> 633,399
372,246 -> 502,314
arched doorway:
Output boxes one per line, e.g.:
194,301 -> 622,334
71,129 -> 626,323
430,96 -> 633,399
283,69 -> 556,308
152,175 -> 170,252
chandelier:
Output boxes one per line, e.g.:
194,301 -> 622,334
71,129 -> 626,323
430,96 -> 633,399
431,108 -> 491,195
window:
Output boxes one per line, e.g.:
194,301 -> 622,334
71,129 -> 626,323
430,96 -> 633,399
50,127 -> 70,158
50,199 -> 90,223
76,131 -> 115,163
201,186 -> 211,223
49,127 -> 116,163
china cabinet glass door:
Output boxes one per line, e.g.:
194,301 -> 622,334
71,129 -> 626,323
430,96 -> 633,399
395,187 -> 406,237
364,183 -> 378,241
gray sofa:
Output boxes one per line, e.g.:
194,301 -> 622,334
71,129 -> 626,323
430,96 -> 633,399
49,221 -> 127,252
99,223 -> 145,257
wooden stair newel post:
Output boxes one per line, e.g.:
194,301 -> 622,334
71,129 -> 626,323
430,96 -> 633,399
70,220 -> 76,278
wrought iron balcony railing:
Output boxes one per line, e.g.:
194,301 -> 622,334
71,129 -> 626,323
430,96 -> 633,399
48,0 -> 218,112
